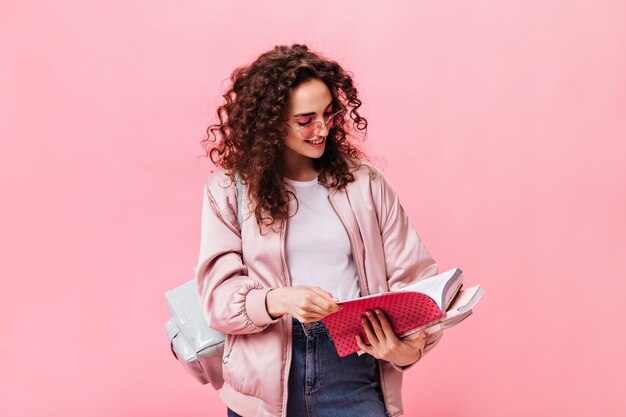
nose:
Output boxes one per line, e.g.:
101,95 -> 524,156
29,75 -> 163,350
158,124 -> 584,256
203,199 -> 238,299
314,120 -> 330,136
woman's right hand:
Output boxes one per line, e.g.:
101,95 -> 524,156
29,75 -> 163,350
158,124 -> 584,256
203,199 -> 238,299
265,286 -> 342,323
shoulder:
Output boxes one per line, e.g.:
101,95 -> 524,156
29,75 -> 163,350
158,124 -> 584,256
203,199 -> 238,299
203,168 -> 238,226
345,157 -> 396,196
205,168 -> 236,192
344,158 -> 400,228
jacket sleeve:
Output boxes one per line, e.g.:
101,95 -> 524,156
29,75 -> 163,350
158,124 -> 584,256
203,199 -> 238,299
194,180 -> 280,335
369,166 -> 443,372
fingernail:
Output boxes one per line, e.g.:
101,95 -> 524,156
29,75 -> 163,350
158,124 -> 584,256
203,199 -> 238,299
361,318 -> 367,324
366,310 -> 372,317
375,309 -> 381,315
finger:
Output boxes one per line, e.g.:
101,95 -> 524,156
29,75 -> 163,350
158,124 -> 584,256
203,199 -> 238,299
311,292 -> 341,313
426,331 -> 442,346
310,286 -> 338,302
295,301 -> 327,317
296,303 -> 336,322
355,334 -> 375,356
361,316 -> 380,347
298,311 -> 326,320
425,340 -> 441,353
294,296 -> 328,323
310,287 -> 343,311
374,309 -> 399,341
407,331 -> 427,350
419,331 -> 428,346
365,310 -> 386,343
296,290 -> 333,315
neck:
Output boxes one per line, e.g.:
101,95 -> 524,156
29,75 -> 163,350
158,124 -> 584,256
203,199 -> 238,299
281,151 -> 319,181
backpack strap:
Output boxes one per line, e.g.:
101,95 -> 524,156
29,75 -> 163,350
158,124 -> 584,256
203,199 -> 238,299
234,171 -> 244,228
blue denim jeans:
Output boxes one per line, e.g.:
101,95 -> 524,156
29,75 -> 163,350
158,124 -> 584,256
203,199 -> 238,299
227,318 -> 387,417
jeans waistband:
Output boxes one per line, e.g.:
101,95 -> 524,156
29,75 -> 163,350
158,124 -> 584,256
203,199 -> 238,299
291,317 -> 332,339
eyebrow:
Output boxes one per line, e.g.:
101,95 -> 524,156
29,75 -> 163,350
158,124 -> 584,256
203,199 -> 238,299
292,100 -> 334,118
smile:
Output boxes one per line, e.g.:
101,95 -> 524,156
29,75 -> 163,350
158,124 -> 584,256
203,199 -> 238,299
305,137 -> 325,146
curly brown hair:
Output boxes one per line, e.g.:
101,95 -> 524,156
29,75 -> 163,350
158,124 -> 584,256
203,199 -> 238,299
201,43 -> 371,234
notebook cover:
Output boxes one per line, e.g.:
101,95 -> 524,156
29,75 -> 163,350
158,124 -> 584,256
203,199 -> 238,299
321,292 -> 444,357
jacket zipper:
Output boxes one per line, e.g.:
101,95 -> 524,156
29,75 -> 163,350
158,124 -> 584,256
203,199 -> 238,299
222,334 -> 237,364
279,218 -> 293,417
327,192 -> 392,417
326,194 -> 369,296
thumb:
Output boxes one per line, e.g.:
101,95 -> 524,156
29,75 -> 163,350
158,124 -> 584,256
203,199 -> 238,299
311,286 -> 339,302
405,332 -> 427,349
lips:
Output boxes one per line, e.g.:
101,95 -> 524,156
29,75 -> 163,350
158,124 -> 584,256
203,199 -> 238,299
306,137 -> 325,145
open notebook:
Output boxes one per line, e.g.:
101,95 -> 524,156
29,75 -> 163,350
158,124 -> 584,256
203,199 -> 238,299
320,268 -> 485,357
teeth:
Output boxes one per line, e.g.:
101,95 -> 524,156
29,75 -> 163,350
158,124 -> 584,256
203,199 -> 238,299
308,138 -> 324,144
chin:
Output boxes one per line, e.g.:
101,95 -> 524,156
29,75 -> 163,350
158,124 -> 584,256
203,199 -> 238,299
304,148 -> 325,158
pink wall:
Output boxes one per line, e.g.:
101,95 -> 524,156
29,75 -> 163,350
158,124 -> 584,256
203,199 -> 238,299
2,1 -> 625,416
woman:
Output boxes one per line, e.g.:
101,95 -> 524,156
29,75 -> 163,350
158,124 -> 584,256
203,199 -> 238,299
195,43 -> 443,417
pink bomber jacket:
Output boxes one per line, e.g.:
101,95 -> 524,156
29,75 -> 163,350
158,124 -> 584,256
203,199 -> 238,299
195,158 -> 442,417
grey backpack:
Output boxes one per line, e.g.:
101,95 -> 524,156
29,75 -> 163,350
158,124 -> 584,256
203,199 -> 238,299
164,172 -> 244,388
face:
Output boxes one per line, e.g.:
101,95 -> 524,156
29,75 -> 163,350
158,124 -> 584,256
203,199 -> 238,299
281,78 -> 335,168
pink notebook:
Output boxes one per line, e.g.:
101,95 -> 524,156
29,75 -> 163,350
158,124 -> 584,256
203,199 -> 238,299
320,292 -> 445,357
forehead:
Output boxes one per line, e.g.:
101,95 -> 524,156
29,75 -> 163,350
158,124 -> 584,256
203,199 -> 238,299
286,79 -> 333,113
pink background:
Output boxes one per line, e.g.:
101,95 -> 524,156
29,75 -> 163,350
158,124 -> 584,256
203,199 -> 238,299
2,1 -> 625,416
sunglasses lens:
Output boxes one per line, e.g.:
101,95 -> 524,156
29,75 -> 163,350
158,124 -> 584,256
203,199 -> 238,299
298,110 -> 345,139
328,109 -> 346,128
301,122 -> 322,139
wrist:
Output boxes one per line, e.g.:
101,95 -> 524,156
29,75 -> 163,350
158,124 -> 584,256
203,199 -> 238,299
394,347 -> 423,367
266,288 -> 284,319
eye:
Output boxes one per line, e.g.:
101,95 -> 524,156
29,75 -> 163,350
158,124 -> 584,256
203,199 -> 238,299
294,111 -> 333,126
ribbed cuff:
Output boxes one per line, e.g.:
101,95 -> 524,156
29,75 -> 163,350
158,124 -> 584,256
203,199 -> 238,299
245,287 -> 280,327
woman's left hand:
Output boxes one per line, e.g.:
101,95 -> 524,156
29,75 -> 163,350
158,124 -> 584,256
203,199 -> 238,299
355,308 -> 427,367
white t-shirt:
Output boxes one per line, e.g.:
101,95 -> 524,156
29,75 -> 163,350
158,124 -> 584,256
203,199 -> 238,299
283,175 -> 360,302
